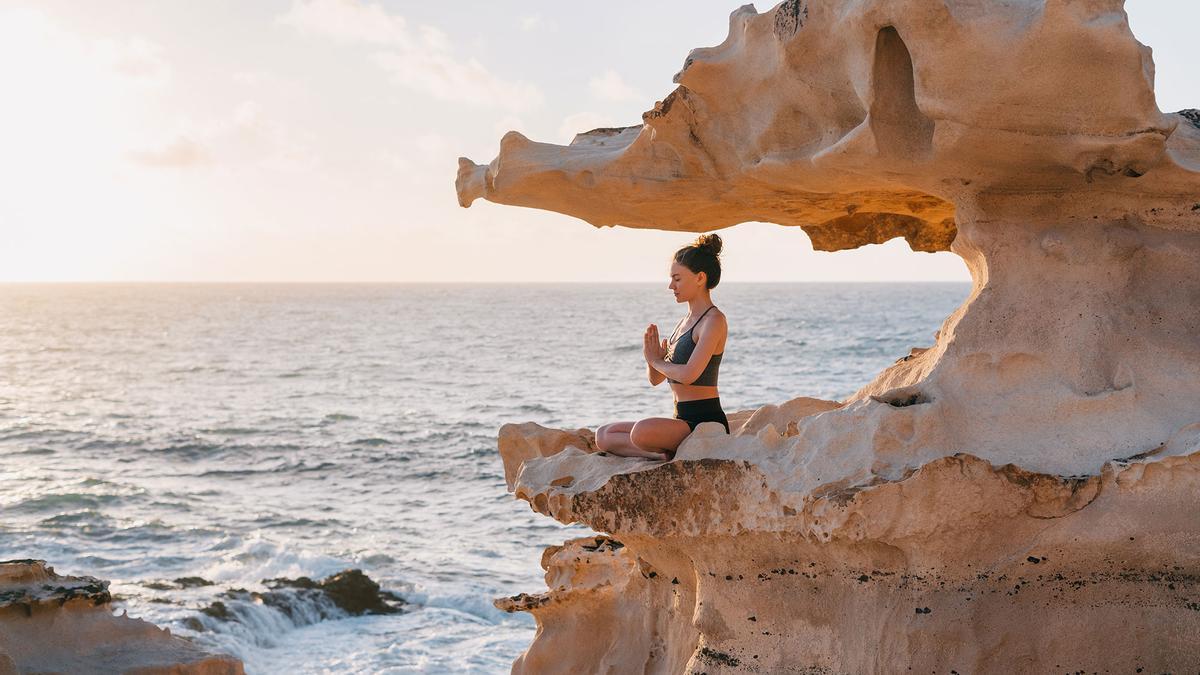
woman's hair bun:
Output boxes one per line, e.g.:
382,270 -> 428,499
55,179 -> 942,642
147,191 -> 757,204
693,233 -> 723,258
673,232 -> 724,288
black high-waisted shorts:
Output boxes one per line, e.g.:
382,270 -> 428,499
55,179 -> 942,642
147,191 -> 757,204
674,397 -> 730,433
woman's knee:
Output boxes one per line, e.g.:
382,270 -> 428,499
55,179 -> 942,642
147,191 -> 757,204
595,424 -> 611,450
629,421 -> 655,450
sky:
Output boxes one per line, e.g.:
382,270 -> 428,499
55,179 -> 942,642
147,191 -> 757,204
0,1 -> 1196,283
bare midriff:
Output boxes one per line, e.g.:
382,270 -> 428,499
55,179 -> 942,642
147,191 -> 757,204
671,382 -> 719,403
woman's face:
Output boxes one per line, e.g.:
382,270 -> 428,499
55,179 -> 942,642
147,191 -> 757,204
668,262 -> 705,303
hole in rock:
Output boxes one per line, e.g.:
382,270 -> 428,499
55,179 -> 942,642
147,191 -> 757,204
870,26 -> 934,159
871,386 -> 931,408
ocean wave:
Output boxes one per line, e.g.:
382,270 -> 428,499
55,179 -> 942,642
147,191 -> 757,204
76,437 -> 147,451
294,461 -> 336,473
39,510 -> 115,529
407,469 -> 455,480
401,586 -> 523,627
197,460 -> 336,478
0,428 -> 82,443
7,492 -> 129,514
179,569 -> 405,656
147,441 -> 302,461
147,442 -> 227,459
413,428 -> 496,444
6,446 -> 55,456
357,552 -> 395,566
252,516 -> 345,530
165,365 -> 230,374
455,446 -> 496,459
344,453 -> 411,467
101,519 -> 185,544
199,427 -> 261,436
475,403 -> 554,415
200,537 -> 352,584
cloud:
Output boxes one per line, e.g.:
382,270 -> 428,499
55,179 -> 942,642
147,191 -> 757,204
128,100 -> 320,172
413,132 -> 451,159
519,14 -> 543,31
232,70 -> 281,87
278,0 -> 543,111
277,0 -> 407,44
0,7 -> 172,90
94,36 -> 171,86
558,112 -> 616,144
127,136 -> 207,168
492,115 -> 527,138
589,69 -> 641,102
519,14 -> 558,32
0,7 -> 176,178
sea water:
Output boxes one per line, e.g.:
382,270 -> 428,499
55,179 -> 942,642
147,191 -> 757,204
0,282 -> 969,673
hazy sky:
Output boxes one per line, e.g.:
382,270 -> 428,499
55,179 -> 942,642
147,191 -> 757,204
1,1 -> 1195,282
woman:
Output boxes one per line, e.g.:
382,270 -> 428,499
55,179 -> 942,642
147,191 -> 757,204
595,234 -> 729,460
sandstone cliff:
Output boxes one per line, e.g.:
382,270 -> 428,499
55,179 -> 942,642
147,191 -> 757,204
0,560 -> 243,675
458,1 -> 1200,672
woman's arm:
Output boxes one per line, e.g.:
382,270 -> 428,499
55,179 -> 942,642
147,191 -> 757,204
643,325 -> 668,386
647,361 -> 667,386
647,313 -> 726,385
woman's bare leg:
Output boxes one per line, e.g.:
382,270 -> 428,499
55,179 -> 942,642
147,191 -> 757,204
597,421 -> 672,459
630,417 -> 693,455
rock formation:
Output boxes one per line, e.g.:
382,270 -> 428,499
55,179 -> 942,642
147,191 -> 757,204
0,560 -> 243,674
458,0 -> 1200,671
184,568 -> 407,633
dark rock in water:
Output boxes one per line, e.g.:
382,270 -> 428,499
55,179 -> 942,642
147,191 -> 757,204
191,568 -> 404,630
144,576 -> 215,591
265,569 -> 404,616
201,600 -> 234,620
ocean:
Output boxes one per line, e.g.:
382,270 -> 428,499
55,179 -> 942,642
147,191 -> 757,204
0,282 -> 969,673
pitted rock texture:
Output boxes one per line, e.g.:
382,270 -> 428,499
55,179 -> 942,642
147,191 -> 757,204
0,560 -> 243,675
462,0 -> 1200,672
457,0 -> 1197,246
498,427 -> 1200,673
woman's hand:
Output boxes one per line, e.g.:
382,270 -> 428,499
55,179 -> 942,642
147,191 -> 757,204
643,324 -> 666,364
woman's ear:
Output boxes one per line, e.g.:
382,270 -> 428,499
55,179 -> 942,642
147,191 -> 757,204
696,270 -> 707,287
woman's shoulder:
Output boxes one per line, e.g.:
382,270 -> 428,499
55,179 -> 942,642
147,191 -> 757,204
699,306 -> 728,331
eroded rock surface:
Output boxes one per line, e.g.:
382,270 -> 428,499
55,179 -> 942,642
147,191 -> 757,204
0,560 -> 243,674
461,0 -> 1200,672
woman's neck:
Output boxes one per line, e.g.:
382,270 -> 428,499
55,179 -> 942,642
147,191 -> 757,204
688,295 -> 713,315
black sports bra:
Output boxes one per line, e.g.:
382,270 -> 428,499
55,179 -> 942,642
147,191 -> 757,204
665,305 -> 722,386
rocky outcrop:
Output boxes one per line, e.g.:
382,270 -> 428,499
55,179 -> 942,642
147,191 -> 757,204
0,560 -> 242,674
458,0 -> 1200,672
497,435 -> 1200,672
184,568 -> 406,633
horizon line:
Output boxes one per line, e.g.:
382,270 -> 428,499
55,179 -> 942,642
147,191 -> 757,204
0,279 -> 973,285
